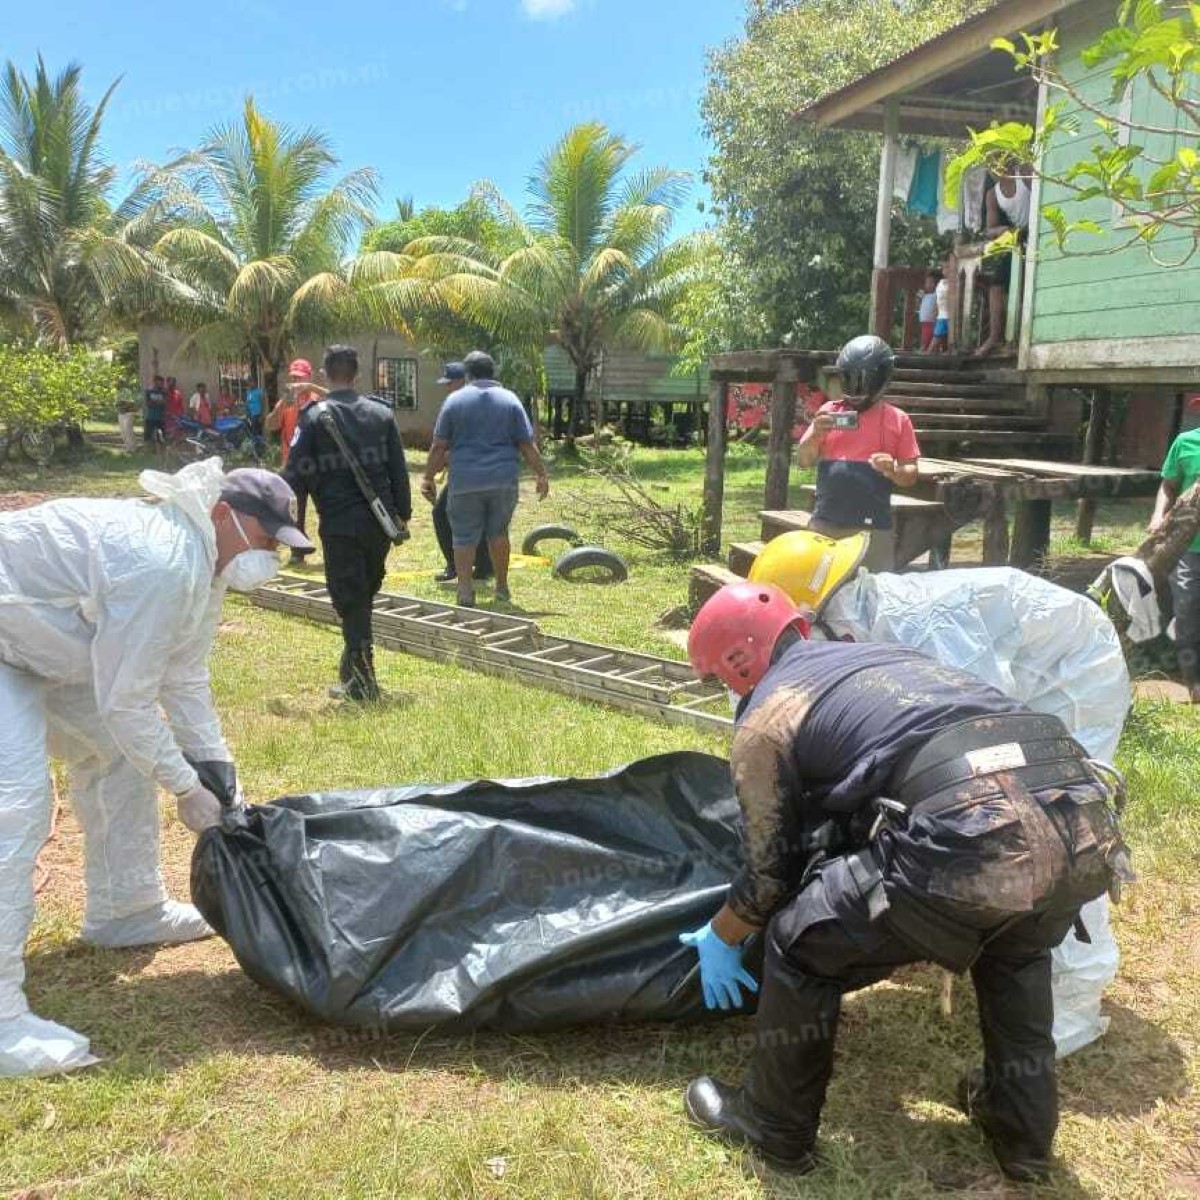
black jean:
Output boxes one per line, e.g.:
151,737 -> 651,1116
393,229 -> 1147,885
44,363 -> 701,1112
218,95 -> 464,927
432,485 -> 492,575
321,524 -> 391,652
744,853 -> 1062,1160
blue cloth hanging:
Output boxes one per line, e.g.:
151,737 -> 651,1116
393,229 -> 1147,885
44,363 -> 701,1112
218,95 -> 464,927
908,149 -> 941,217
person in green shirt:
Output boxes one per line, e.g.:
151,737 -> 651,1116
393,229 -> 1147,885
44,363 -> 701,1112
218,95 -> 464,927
1150,424 -> 1200,702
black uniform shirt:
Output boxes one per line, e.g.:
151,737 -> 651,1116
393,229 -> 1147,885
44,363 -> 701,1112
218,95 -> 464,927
727,640 -> 1023,926
283,389 -> 412,537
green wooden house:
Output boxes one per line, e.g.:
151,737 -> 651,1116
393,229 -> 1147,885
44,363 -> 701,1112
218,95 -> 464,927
543,346 -> 709,443
798,0 -> 1199,466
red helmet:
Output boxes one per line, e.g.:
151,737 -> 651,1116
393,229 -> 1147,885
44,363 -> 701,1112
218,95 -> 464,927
688,582 -> 810,696
288,358 -> 313,380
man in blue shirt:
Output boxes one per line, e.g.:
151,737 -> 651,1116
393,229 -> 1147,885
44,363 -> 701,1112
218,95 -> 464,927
420,351 -> 549,607
244,382 -> 265,456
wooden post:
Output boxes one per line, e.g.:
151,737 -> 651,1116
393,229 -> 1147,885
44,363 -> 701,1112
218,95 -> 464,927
869,98 -> 900,332
764,375 -> 797,511
981,489 -> 1010,565
1010,498 -> 1052,568
702,379 -> 730,555
1075,390 -> 1112,543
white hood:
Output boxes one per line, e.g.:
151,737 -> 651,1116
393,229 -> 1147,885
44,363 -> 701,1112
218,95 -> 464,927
138,458 -> 225,553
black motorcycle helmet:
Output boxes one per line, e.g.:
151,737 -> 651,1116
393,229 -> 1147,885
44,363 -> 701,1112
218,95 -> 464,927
836,335 -> 895,411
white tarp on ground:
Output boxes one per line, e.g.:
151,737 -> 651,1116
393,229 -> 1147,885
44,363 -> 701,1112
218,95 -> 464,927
823,567 -> 1129,1057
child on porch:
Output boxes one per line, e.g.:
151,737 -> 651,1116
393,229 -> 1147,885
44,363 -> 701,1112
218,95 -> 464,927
918,270 -> 939,351
927,259 -> 952,354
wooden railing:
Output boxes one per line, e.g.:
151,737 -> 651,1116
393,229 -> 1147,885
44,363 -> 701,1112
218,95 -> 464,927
947,241 -> 1025,353
870,267 -> 927,351
872,245 -> 1026,354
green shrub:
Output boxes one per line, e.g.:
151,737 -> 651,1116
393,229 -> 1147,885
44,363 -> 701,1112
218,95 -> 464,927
0,343 -> 120,429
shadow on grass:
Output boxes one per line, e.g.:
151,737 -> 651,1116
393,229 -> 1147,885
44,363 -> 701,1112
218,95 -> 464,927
25,942 -> 1188,1190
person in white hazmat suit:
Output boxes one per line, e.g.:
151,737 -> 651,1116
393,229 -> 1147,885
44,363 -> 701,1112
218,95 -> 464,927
748,530 -> 1129,1057
0,460 -> 313,1077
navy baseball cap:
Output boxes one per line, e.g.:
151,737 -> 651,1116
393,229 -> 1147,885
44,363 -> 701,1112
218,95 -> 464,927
220,468 -> 314,551
437,362 -> 466,384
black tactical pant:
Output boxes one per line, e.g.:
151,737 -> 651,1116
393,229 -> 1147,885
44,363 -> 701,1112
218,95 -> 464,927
321,524 -> 391,652
745,852 -> 1067,1161
432,485 -> 492,576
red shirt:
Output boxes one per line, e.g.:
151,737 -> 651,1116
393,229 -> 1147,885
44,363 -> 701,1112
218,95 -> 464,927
812,400 -> 921,532
816,399 -> 921,464
278,387 -> 321,467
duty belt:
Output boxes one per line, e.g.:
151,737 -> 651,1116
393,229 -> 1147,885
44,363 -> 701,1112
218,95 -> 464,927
891,712 -> 1095,813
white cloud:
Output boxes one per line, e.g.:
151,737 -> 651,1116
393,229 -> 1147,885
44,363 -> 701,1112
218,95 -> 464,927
520,0 -> 576,19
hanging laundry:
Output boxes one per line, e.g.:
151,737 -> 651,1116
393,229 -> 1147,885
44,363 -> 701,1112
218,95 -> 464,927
908,149 -> 941,216
937,159 -> 959,235
959,164 -> 989,234
893,145 -> 918,202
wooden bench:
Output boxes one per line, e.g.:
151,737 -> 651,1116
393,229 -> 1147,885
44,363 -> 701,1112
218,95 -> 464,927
786,486 -> 954,569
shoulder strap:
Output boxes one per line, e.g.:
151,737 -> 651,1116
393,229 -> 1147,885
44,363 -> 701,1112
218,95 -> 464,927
312,401 -> 407,544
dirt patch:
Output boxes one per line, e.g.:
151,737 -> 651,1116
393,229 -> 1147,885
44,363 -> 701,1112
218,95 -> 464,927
0,491 -> 50,512
1134,680 -> 1194,704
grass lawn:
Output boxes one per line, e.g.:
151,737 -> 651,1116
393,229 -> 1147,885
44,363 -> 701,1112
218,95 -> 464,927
0,442 -> 1197,1199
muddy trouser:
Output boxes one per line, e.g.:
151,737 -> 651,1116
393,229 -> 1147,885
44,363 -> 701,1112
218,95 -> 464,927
745,853 -> 1070,1159
432,486 -> 492,576
742,715 -> 1120,1159
1169,550 -> 1200,685
321,524 -> 391,652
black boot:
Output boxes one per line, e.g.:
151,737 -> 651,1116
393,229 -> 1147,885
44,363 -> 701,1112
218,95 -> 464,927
343,645 -> 381,703
327,647 -> 353,700
968,949 -> 1057,1183
684,939 -> 831,1171
684,1077 -> 816,1172
958,1068 -> 1053,1183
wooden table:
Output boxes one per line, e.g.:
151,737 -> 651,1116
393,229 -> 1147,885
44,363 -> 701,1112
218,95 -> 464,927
911,457 -> 1160,568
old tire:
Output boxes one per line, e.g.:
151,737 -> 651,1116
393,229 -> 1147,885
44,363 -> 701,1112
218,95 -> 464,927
522,523 -> 583,557
552,545 -> 629,585
19,428 -> 54,466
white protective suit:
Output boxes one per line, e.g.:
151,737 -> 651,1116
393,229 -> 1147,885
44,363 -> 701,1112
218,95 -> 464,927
821,566 -> 1130,1057
0,459 -> 233,1076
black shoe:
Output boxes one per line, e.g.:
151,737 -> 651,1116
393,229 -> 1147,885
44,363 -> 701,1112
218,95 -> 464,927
342,647 -> 382,704
958,1069 -> 1053,1184
473,568 -> 493,581
434,566 -> 457,583
684,1077 -> 816,1173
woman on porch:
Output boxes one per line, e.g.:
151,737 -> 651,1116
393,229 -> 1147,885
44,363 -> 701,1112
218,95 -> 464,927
973,160 -> 1032,358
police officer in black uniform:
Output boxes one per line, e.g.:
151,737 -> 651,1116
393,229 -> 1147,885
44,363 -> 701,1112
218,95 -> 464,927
681,581 -> 1131,1182
284,345 -> 411,702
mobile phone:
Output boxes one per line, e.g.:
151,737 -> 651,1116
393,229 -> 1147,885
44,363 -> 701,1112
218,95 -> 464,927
831,411 -> 859,430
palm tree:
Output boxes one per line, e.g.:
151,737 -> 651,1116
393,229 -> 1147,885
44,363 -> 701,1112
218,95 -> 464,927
138,97 -> 418,399
0,57 -> 157,346
402,123 -> 699,440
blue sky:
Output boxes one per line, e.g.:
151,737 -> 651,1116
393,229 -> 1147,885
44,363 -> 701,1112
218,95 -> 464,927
6,0 -> 745,235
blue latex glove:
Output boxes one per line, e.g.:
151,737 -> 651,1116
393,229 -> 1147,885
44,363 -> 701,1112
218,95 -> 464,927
679,922 -> 759,1011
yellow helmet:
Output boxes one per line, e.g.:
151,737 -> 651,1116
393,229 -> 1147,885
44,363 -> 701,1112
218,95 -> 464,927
748,529 -> 868,613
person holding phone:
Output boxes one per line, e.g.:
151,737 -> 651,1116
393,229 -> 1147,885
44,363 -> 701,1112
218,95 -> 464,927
795,336 -> 920,570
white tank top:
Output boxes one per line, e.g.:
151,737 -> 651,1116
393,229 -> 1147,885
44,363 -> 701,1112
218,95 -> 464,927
995,177 -> 1030,230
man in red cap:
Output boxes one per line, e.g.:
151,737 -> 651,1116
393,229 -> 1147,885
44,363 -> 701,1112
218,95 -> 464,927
267,358 -> 326,563
678,582 -> 1129,1183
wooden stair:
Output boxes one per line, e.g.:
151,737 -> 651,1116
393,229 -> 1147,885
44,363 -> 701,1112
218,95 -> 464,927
689,494 -> 955,611
887,354 -> 1074,460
